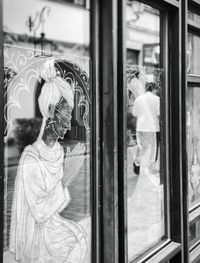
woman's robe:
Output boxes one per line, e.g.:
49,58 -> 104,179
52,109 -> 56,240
9,139 -> 87,263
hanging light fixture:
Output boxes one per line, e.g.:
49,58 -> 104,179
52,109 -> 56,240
26,6 -> 53,57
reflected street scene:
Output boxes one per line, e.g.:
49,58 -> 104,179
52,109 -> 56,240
126,1 -> 166,261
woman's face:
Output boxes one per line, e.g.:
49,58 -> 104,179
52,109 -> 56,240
53,99 -> 73,139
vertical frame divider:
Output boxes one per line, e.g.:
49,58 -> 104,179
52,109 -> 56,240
160,9 -> 171,239
118,0 -> 127,262
181,0 -> 189,262
168,6 -> 181,246
98,0 -> 119,262
90,0 -> 101,262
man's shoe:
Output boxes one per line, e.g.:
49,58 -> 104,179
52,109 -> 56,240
133,163 -> 140,175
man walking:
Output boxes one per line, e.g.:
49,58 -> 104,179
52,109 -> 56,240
132,82 -> 160,174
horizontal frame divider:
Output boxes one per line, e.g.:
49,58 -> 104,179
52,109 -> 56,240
130,241 -> 181,263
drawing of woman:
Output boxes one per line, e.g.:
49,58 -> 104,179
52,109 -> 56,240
9,58 -> 87,263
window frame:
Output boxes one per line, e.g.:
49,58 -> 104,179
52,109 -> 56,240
187,1 -> 200,261
118,0 -> 187,262
0,1 -> 99,263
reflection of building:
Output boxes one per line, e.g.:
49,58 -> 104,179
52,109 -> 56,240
126,2 -> 160,68
3,0 -> 90,57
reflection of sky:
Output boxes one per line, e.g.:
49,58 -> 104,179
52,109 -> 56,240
3,0 -> 90,44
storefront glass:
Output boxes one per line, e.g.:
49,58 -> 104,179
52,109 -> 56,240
126,1 -> 166,261
3,1 -> 91,262
187,32 -> 200,75
189,216 -> 200,248
188,11 -> 200,25
187,86 -> 200,208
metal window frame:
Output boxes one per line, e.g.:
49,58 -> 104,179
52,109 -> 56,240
187,1 -> 200,261
118,0 -> 188,262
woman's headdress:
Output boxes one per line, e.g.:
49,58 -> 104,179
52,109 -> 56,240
37,58 -> 75,139
38,58 -> 75,118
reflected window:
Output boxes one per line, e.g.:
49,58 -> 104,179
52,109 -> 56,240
127,49 -> 139,65
187,33 -> 200,75
188,11 -> 200,25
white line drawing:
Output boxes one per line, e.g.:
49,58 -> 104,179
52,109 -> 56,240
4,45 -> 90,140
7,58 -> 89,263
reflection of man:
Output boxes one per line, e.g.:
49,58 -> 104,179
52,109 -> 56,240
127,69 -> 146,174
127,69 -> 146,105
132,82 -> 160,174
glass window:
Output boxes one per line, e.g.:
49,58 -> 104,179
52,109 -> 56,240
187,86 -> 200,208
126,1 -> 166,261
127,49 -> 139,65
189,216 -> 200,247
188,10 -> 200,25
187,32 -> 200,75
3,1 -> 92,263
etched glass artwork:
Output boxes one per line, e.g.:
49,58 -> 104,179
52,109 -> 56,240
3,0 -> 91,262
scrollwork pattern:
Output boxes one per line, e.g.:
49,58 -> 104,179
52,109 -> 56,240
4,45 -> 90,139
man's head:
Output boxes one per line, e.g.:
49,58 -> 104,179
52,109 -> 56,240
127,69 -> 146,99
146,82 -> 158,94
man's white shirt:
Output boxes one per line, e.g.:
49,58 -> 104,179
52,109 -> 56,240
132,91 -> 160,132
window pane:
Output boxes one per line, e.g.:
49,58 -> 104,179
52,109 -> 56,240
126,1 -> 166,261
187,87 -> 200,208
3,1 -> 91,263
188,11 -> 200,26
189,216 -> 200,248
187,33 -> 200,75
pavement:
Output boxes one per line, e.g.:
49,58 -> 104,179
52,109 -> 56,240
3,144 -> 164,262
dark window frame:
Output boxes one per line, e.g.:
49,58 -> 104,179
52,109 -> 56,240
118,0 -> 187,262
187,0 -> 200,261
